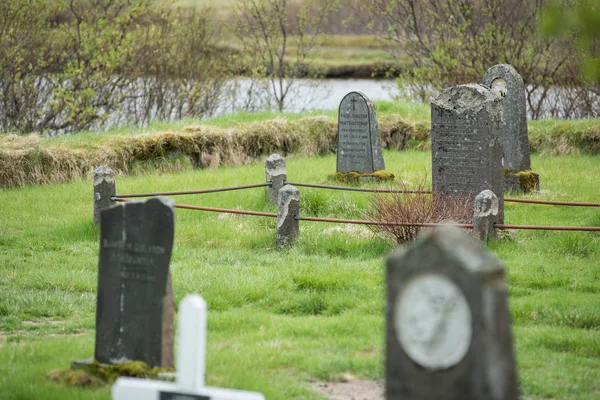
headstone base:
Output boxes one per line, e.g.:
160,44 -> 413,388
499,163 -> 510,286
504,170 -> 540,193
329,170 -> 395,184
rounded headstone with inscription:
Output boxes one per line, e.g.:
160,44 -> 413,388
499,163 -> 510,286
482,64 -> 531,172
336,92 -> 385,174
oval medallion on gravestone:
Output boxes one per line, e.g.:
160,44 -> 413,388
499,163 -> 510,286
386,227 -> 519,400
336,92 -> 385,174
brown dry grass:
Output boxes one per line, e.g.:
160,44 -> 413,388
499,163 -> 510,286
0,115 -> 425,189
364,178 -> 472,245
3,113 -> 594,189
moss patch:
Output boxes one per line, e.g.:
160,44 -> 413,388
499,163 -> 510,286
504,169 -> 540,193
329,170 -> 395,184
48,360 -> 175,387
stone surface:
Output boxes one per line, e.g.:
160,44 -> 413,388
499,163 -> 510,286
336,92 -> 385,173
94,165 -> 116,226
95,197 -> 175,368
386,226 -> 519,400
473,190 -> 499,242
276,184 -> 300,248
483,64 -> 531,172
266,154 -> 287,204
431,83 -> 505,223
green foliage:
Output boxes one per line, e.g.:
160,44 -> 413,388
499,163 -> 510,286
0,0 -> 229,134
542,0 -> 600,82
370,0 -> 597,118
232,0 -> 340,111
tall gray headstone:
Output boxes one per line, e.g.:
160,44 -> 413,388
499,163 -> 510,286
431,84 -> 504,222
483,64 -> 539,192
386,226 -> 519,400
336,92 -> 385,174
95,197 -> 175,368
482,64 -> 530,171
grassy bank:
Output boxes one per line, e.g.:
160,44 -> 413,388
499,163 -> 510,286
1,101 -> 599,189
1,151 -> 599,399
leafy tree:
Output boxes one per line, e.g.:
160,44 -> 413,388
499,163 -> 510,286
542,0 -> 600,82
369,0 -> 586,118
0,0 -> 53,132
232,0 -> 338,112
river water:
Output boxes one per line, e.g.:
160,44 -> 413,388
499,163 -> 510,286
216,78 -> 400,114
213,78 -> 599,120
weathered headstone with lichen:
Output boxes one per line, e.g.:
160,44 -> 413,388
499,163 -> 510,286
482,64 -> 539,192
94,197 -> 175,368
386,226 -> 519,400
336,92 -> 385,176
431,84 -> 505,223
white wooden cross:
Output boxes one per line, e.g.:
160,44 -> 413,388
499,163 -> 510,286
112,294 -> 265,400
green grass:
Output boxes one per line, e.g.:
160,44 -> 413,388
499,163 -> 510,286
1,151 -> 600,399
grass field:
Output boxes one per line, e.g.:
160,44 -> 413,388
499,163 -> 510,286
1,149 -> 599,399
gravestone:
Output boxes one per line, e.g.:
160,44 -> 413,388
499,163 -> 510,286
95,197 -> 176,368
431,83 -> 504,222
386,226 -> 519,400
482,64 -> 539,192
112,294 -> 265,400
336,92 -> 385,174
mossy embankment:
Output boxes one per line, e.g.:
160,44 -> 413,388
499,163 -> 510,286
0,114 -> 427,189
1,109 -> 598,189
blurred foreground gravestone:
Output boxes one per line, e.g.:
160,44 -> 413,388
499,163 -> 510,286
431,83 -> 505,222
112,294 -> 265,400
386,226 -> 519,400
75,197 -> 176,371
483,64 -> 539,193
336,92 -> 385,175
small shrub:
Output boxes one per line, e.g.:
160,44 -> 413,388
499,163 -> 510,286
364,178 -> 472,245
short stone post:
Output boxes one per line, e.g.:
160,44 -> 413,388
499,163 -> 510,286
277,184 -> 299,248
266,154 -> 286,204
94,165 -> 116,226
474,190 -> 499,242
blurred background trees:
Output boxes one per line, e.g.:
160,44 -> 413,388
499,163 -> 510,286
0,0 -> 229,134
369,0 -> 597,119
0,0 -> 598,134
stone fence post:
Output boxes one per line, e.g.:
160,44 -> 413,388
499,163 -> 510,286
277,184 -> 299,248
266,154 -> 286,204
473,190 -> 499,242
93,165 -> 116,226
